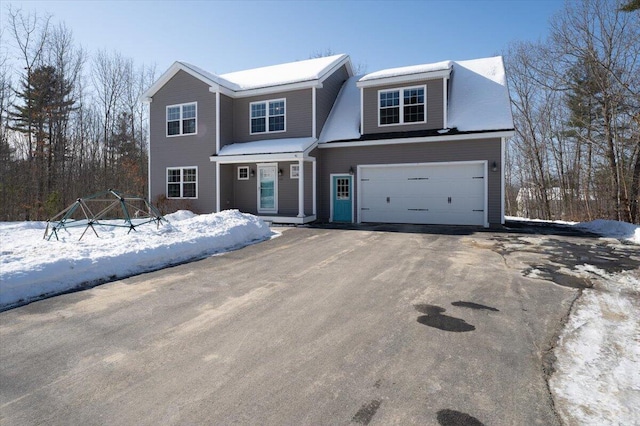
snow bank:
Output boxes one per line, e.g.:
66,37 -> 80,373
577,219 -> 640,244
550,267 -> 640,425
0,210 -> 273,310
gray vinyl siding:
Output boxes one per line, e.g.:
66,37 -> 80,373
219,94 -> 234,149
233,90 -> 312,142
219,164 -> 234,211
149,70 -> 217,213
316,65 -> 349,137
318,138 -> 502,224
362,79 -> 444,135
225,162 -> 314,216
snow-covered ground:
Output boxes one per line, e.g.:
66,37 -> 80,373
0,210 -> 273,310
1,212 -> 638,423
508,216 -> 639,425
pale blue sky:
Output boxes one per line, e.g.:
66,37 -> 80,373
3,0 -> 565,76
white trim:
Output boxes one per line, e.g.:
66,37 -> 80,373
141,61 -> 222,100
166,102 -> 197,137
330,173 -> 354,223
290,164 -> 300,179
147,105 -> 152,204
237,166 -> 250,180
443,76 -> 448,129
215,92 -> 220,154
298,160 -> 304,218
215,162 -> 220,212
356,69 -> 451,88
211,152 -> 315,164
257,215 -> 316,224
377,85 -> 427,127
257,163 -> 278,214
249,98 -> 286,135
312,160 -> 317,216
166,166 -> 198,199
318,130 -> 515,149
501,137 -> 506,225
359,87 -> 364,137
312,87 -> 317,139
356,161 -> 489,227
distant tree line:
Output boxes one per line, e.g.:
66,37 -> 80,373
504,0 -> 640,223
1,2 -> 638,224
0,8 -> 155,221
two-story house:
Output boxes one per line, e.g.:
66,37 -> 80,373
142,54 -> 514,227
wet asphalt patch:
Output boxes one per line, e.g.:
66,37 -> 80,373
436,409 -> 485,426
414,304 -> 475,332
351,399 -> 381,425
451,301 -> 499,312
523,265 -> 593,289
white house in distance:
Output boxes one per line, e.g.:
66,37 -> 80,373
142,54 -> 514,227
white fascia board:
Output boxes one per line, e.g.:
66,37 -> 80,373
318,55 -> 354,84
356,69 -> 451,89
142,61 -> 223,100
210,152 -> 316,164
317,130 -> 515,149
230,80 -> 323,98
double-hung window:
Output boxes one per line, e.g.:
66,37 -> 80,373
378,86 -> 426,126
250,99 -> 285,134
167,102 -> 197,136
167,167 -> 197,198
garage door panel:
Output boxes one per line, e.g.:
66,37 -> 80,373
359,163 -> 486,226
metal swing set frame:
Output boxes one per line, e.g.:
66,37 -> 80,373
44,189 -> 166,241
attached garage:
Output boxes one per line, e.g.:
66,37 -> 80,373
358,161 -> 487,226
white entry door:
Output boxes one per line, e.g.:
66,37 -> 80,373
257,163 -> 278,213
359,162 -> 486,226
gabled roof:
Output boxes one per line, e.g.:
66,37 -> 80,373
219,54 -> 351,91
447,56 -> 513,132
320,55 -> 513,143
357,60 -> 453,87
142,54 -> 352,100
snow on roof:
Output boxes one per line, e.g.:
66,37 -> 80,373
447,56 -> 513,132
219,54 -> 348,91
178,61 -> 241,91
359,60 -> 453,82
319,56 -> 513,143
218,137 -> 317,156
319,76 -> 361,143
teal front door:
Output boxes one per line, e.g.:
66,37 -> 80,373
332,175 -> 353,222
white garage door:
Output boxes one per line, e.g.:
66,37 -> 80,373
359,162 -> 486,226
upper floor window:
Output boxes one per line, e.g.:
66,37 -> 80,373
167,102 -> 197,136
250,99 -> 285,134
167,167 -> 197,198
378,86 -> 426,126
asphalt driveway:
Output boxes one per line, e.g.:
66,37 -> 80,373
2,223 -> 637,425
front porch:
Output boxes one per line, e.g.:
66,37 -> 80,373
211,137 -> 318,223
257,214 -> 317,225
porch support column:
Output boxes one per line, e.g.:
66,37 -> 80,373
312,159 -> 316,216
298,159 -> 304,218
215,161 -> 221,212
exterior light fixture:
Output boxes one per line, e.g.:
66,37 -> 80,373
278,169 -> 283,176
349,166 -> 355,175
250,169 -> 255,177
492,161 -> 498,172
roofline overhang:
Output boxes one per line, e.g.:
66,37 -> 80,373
317,130 -> 515,149
141,61 -> 225,100
356,69 -> 452,88
144,55 -> 354,101
210,152 -> 316,163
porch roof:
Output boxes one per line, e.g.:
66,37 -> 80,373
212,137 -> 317,163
